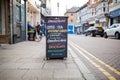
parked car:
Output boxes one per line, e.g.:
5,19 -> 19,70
104,23 -> 120,39
84,26 -> 104,37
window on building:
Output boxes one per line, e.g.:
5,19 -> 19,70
79,17 -> 81,21
118,16 -> 120,23
71,19 -> 73,23
103,7 -> 105,12
103,3 -> 105,6
16,5 -> 21,22
91,0 -> 94,4
108,0 -> 113,4
114,16 -> 120,23
92,11 -> 94,16
15,5 -> 21,38
71,13 -> 73,16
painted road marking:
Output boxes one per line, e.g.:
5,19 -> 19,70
69,41 -> 117,80
70,41 -> 120,76
68,46 -> 96,80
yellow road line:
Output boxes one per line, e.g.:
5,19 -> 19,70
70,43 -> 116,80
70,41 -> 120,76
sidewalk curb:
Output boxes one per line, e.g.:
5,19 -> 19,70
69,47 -> 96,80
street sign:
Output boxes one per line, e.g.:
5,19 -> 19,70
45,16 -> 68,59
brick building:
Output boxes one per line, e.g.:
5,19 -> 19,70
65,7 -> 80,25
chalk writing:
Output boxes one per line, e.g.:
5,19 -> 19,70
48,20 -> 65,23
48,30 -> 67,33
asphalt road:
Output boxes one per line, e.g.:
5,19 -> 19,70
68,34 -> 120,80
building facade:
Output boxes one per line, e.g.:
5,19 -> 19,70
94,0 -> 109,29
41,0 -> 49,24
87,0 -> 96,26
11,0 -> 26,43
64,7 -> 80,34
0,0 -> 9,44
0,0 -> 40,44
65,7 -> 79,25
79,3 -> 89,33
0,0 -> 50,44
109,0 -> 120,25
0,0 -> 27,44
87,0 -> 109,29
27,0 -> 41,26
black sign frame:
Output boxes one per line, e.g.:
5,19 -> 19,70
45,16 -> 68,59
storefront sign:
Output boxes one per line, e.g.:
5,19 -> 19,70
46,16 -> 68,58
109,8 -> 120,18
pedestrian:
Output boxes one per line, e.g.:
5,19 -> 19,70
35,24 -> 42,42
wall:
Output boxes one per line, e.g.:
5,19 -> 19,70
27,0 -> 40,26
65,13 -> 77,25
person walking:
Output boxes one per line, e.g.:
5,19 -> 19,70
35,24 -> 42,42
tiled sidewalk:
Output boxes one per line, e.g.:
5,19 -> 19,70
0,37 -> 85,80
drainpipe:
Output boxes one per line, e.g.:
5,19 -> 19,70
24,0 -> 28,40
10,0 -> 13,44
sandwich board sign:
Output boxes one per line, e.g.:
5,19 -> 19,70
45,16 -> 68,59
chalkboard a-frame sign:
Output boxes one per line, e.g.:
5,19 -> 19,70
45,16 -> 68,59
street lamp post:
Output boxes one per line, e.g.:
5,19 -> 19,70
57,2 -> 59,16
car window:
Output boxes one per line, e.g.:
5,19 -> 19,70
110,24 -> 120,28
116,25 -> 119,28
88,27 -> 93,30
113,25 -> 117,28
109,25 -> 115,29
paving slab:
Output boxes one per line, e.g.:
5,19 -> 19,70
0,70 -> 27,80
0,37 -> 93,80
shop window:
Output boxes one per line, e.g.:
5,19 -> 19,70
103,3 -> 105,6
16,5 -> 21,22
118,16 -> 120,23
114,16 -> 120,23
15,5 -> 21,38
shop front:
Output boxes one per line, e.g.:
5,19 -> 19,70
11,0 -> 26,43
0,0 -> 9,44
109,8 -> 120,25
95,18 -> 107,28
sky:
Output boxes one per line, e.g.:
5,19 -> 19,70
51,0 -> 88,16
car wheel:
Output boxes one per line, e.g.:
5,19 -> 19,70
91,33 -> 95,37
115,32 -> 120,39
100,34 -> 103,37
94,34 -> 96,37
104,33 -> 108,38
